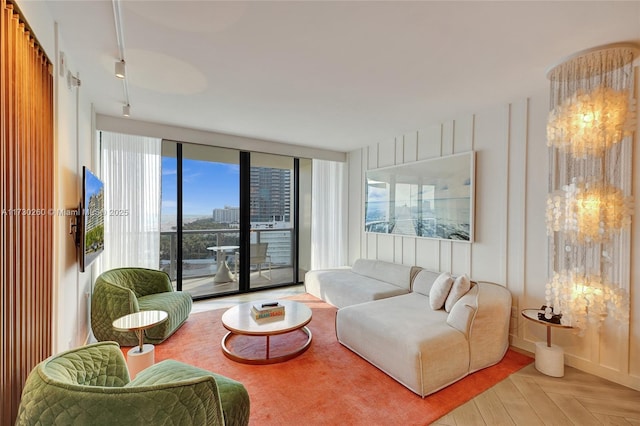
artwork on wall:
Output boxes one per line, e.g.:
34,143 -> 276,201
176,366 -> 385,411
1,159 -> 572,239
365,151 -> 475,242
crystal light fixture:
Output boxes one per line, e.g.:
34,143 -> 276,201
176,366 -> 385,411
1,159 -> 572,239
544,43 -> 637,334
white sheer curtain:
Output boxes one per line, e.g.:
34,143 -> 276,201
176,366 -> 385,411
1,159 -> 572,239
97,131 -> 162,272
311,159 -> 347,269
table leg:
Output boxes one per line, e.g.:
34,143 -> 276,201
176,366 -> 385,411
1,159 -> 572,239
137,330 -> 144,353
546,326 -> 551,347
266,335 -> 270,359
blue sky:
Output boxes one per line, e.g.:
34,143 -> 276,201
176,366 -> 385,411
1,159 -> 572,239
162,157 -> 239,216
84,167 -> 103,202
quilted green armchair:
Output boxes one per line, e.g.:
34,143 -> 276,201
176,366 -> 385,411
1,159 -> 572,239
16,342 -> 250,426
91,267 -> 192,346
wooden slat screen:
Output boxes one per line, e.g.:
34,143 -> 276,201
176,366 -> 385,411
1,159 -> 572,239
1,0 -> 54,423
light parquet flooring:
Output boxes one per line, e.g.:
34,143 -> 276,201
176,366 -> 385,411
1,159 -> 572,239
433,362 -> 640,426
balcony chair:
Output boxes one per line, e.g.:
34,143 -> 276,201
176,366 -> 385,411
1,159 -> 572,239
91,267 -> 192,347
16,341 -> 250,426
234,242 -> 272,280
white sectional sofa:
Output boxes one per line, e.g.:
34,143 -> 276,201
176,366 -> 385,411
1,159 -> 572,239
305,261 -> 512,398
304,258 -> 419,308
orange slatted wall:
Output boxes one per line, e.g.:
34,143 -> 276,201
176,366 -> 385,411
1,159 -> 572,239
1,0 -> 54,423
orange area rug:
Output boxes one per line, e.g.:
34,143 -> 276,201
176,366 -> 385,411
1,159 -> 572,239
129,293 -> 532,425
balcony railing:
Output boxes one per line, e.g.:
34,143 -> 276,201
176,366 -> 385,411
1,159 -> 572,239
159,228 -> 294,281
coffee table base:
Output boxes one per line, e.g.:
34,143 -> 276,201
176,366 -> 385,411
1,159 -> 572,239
221,326 -> 312,365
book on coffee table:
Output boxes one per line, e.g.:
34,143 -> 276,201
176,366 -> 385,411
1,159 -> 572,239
251,302 -> 285,320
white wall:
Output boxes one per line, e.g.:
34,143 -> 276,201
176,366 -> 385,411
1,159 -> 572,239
18,2 -> 96,353
347,86 -> 640,391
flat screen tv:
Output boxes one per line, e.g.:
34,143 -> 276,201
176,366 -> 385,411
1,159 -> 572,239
79,166 -> 105,272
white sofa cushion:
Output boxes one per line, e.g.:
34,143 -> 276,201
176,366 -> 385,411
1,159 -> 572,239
445,274 -> 471,312
351,259 -> 413,290
304,268 -> 409,309
411,269 -> 441,296
429,272 -> 453,310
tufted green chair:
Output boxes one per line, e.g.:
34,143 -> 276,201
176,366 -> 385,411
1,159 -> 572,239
16,342 -> 250,426
91,267 -> 193,346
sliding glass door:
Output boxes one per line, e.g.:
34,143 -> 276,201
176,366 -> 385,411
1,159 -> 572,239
246,153 -> 295,289
160,141 -> 308,299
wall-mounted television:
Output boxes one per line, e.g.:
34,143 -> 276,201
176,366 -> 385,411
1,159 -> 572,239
79,166 -> 105,272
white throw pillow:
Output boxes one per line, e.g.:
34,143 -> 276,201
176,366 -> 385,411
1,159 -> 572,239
429,272 -> 454,310
445,274 -> 471,312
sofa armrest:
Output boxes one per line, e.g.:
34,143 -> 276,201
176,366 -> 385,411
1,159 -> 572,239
91,281 -> 140,343
131,360 -> 249,425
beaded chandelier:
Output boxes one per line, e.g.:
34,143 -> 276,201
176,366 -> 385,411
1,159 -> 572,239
544,44 -> 637,334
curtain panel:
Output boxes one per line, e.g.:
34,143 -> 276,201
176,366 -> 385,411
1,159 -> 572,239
98,132 -> 161,272
311,159 -> 347,269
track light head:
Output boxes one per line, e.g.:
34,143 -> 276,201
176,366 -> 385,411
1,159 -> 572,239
122,104 -> 130,117
115,60 -> 126,79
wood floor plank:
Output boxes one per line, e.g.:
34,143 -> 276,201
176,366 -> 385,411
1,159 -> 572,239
473,387 -> 515,425
576,395 -> 640,419
547,392 -> 600,425
451,400 -> 486,426
510,375 -> 572,426
493,378 -> 544,425
592,412 -> 634,425
432,412 -> 456,426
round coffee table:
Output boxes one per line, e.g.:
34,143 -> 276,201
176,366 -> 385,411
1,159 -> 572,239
221,300 -> 312,364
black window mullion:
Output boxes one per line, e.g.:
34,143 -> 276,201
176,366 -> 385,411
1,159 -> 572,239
238,151 -> 251,292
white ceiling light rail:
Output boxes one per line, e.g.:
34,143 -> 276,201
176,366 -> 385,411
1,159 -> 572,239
112,0 -> 130,116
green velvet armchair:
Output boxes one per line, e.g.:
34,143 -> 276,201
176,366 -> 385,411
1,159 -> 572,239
91,267 -> 193,346
16,342 -> 250,426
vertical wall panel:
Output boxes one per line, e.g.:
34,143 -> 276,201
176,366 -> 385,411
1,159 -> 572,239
366,233 -> 377,260
395,135 -> 404,165
417,124 -> 441,160
441,120 -> 454,156
1,2 -> 54,423
367,144 -> 378,170
403,131 -> 417,163
453,115 -> 474,154
451,243 -> 471,276
470,106 -> 509,283
507,100 -> 528,310
402,236 -> 416,266
439,241 -> 452,273
347,149 -> 363,264
378,139 -> 396,168
394,236 -> 403,264
416,239 -> 440,271
377,234 -> 394,263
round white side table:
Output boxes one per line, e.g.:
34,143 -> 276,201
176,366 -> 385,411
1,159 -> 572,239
521,308 -> 573,377
113,310 -> 168,378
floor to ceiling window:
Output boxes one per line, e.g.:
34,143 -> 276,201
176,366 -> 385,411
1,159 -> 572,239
160,140 -> 310,299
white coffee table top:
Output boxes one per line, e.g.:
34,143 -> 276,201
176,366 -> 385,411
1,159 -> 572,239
222,300 -> 312,336
113,310 -> 168,332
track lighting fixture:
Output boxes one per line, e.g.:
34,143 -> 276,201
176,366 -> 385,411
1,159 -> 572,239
115,60 -> 126,79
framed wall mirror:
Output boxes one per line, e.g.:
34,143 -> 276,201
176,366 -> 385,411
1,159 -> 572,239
365,151 -> 475,242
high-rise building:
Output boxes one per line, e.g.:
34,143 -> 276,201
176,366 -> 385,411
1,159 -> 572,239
250,167 -> 291,223
212,205 -> 240,223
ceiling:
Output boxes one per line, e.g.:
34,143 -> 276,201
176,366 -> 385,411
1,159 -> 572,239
44,1 -> 640,153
